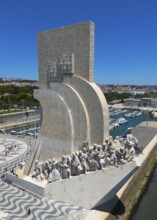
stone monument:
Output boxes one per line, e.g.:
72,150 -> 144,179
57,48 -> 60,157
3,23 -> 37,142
33,21 -> 109,163
17,22 -> 140,210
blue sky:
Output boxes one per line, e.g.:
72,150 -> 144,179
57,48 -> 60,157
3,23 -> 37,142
0,0 -> 156,85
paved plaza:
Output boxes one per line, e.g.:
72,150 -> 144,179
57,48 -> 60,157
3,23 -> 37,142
0,135 -> 104,220
0,181 -> 89,220
0,136 -> 87,220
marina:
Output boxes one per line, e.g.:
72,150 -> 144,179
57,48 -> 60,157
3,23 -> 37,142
1,108 -> 154,141
109,108 -> 153,138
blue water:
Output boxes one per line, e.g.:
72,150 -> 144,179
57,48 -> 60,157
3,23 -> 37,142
131,167 -> 157,220
110,111 -> 153,138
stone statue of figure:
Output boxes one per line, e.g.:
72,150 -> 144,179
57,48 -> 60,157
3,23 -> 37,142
126,133 -> 138,148
32,160 -> 42,179
43,161 -> 49,179
109,151 -> 118,167
125,146 -> 135,162
102,143 -> 107,152
48,166 -> 61,183
60,155 -> 71,179
78,151 -> 89,174
107,139 -> 116,155
48,159 -> 52,173
71,153 -> 82,175
93,145 -> 104,170
116,146 -> 127,164
87,157 -> 99,171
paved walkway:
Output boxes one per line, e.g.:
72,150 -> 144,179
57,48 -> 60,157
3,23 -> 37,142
0,181 -> 89,220
0,137 -> 28,163
0,134 -> 105,220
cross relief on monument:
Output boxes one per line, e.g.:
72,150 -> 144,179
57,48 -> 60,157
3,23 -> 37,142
46,54 -> 74,83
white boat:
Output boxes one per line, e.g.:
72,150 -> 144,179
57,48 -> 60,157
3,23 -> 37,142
124,113 -> 133,118
132,111 -> 142,117
151,111 -> 157,119
118,117 -> 128,124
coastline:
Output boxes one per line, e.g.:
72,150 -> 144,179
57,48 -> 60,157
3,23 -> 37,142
107,138 -> 157,220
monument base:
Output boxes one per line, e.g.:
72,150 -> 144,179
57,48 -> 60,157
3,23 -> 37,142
6,161 -> 139,209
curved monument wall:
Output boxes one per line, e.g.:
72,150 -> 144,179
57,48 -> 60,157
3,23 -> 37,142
34,89 -> 74,160
50,83 -> 90,151
64,76 -> 109,144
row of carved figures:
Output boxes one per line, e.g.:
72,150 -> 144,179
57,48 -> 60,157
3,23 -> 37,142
31,133 -> 139,183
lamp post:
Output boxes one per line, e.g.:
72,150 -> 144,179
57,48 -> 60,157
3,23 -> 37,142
21,100 -> 28,120
21,99 -> 26,120
0,109 -> 2,124
0,99 -> 3,123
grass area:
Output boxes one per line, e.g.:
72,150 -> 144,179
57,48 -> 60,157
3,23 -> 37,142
1,109 -> 25,114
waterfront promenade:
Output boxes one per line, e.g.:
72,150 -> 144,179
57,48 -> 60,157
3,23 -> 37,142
111,103 -> 157,112
0,114 -> 40,131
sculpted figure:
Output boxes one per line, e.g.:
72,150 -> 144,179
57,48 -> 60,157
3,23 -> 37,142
126,146 -> 135,162
71,153 -> 82,175
48,166 -> 61,183
82,142 -> 89,151
116,146 -> 126,161
93,145 -> 104,170
109,152 -> 118,167
78,151 -> 89,174
60,155 -> 71,179
87,157 -> 99,171
47,159 -> 53,174
102,143 -> 107,152
43,161 -> 49,179
126,134 -> 138,147
32,160 -> 42,178
108,140 -> 116,155
104,152 -> 111,167
105,137 -> 109,146
87,148 -> 94,160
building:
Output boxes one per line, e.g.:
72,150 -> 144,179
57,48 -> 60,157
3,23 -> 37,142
124,98 -> 140,107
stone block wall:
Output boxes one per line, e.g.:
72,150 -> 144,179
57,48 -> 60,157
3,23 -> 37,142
38,21 -> 94,89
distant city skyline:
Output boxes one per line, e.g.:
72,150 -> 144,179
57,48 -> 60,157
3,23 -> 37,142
0,0 -> 157,85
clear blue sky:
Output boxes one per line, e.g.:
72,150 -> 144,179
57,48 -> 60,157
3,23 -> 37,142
0,0 -> 157,85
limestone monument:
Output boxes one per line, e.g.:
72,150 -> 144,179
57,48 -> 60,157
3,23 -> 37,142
17,22 -> 139,210
33,21 -> 109,162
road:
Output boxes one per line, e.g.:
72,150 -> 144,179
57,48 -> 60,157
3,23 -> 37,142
0,110 -> 40,129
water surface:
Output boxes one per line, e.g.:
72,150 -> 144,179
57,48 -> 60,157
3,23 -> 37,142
131,167 -> 157,220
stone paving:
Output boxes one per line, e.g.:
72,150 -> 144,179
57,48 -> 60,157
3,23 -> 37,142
0,181 -> 89,220
0,138 -> 28,163
0,134 -> 103,220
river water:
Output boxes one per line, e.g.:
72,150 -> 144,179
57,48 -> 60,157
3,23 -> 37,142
131,167 -> 157,220
110,110 -> 153,138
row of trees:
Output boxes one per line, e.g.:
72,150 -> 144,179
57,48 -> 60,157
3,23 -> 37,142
104,92 -> 157,103
0,85 -> 37,95
0,85 -> 39,110
1,84 -> 157,110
